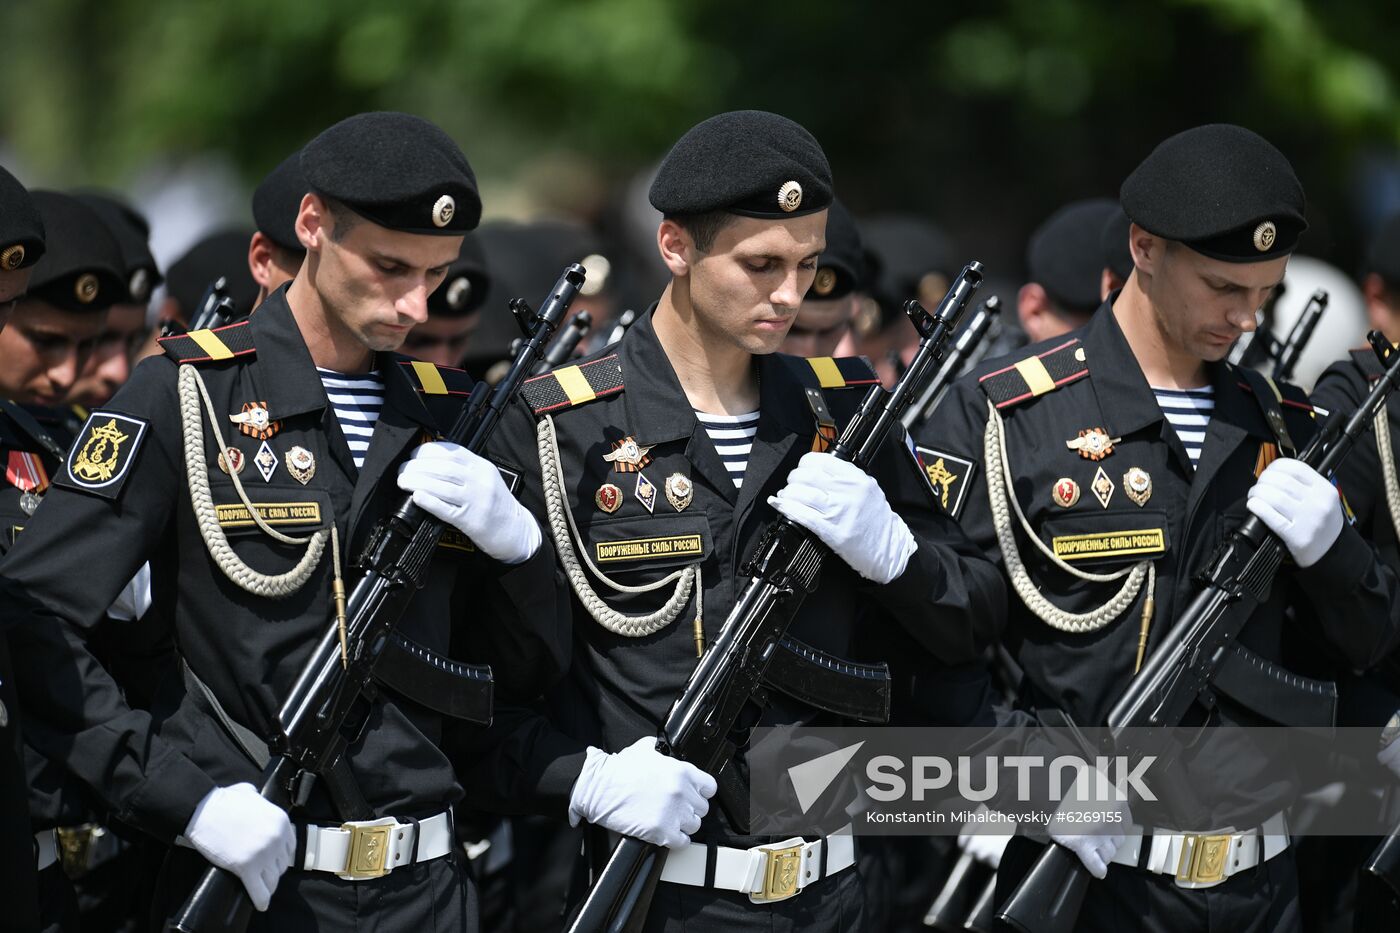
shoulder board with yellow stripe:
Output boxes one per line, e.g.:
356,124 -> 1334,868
778,354 -> 881,390
978,338 -> 1088,410
522,354 -> 624,415
1232,370 -> 1315,413
399,360 -> 475,396
158,321 -> 256,364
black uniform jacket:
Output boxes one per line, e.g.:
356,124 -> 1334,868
470,306 -> 1007,841
0,287 -> 568,841
1312,348 -> 1400,725
917,302 -> 1400,828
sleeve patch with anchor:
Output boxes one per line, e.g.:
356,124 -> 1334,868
915,446 -> 976,519
55,411 -> 149,500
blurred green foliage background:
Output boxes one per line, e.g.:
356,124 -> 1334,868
6,0 -> 1400,271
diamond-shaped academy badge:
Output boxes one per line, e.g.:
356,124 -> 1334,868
1091,465 -> 1114,508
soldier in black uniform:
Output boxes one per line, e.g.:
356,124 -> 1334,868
0,112 -> 567,929
917,124 -> 1400,932
71,191 -> 163,409
249,149 -> 309,306
473,110 -> 1006,931
1017,197 -> 1120,343
0,190 -> 128,933
0,162 -> 47,933
402,232 -> 492,368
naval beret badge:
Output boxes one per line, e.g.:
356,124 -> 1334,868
432,195 -> 456,229
444,276 -> 471,310
74,273 -> 99,304
778,180 -> 803,213
1,244 -> 24,270
812,267 -> 837,297
1253,221 -> 1277,253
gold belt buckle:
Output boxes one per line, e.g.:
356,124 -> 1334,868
751,841 -> 804,904
1175,832 -> 1233,885
342,821 -> 394,879
55,824 -> 103,878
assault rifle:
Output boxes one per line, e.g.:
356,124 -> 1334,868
902,295 -> 1002,431
566,261 -> 985,933
998,331 -> 1400,933
533,310 -> 592,374
168,263 -> 588,932
160,276 -> 239,338
1270,289 -> 1328,383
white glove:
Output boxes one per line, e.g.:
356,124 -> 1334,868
1047,774 -> 1131,880
768,452 -> 917,584
1378,712 -> 1400,778
396,441 -> 542,565
568,736 -> 717,849
182,783 -> 295,912
957,824 -> 1013,869
1245,458 -> 1343,568
108,562 -> 152,621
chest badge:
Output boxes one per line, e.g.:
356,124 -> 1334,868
604,436 -> 652,473
1124,467 -> 1152,507
595,483 -> 622,514
665,473 -> 694,512
1052,477 -> 1080,508
254,441 -> 278,482
1066,427 -> 1120,461
217,447 -> 246,475
229,402 -> 281,441
285,446 -> 316,485
1091,465 -> 1115,508
634,473 -> 658,513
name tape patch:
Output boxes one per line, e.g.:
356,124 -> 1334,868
1052,528 -> 1165,561
215,501 -> 322,528
595,533 -> 703,564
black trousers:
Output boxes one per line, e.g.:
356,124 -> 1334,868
638,864 -> 866,933
994,836 -> 1300,933
153,846 -> 478,932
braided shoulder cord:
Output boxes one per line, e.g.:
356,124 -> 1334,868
537,414 -> 699,637
179,363 -> 327,598
1374,406 -> 1400,545
983,399 -> 1153,634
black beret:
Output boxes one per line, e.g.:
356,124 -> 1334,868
1026,198 -> 1118,315
809,198 -> 866,300
863,213 -> 954,327
1366,212 -> 1400,286
25,191 -> 125,312
74,191 -> 162,304
429,231 -> 491,316
300,112 -> 481,235
1120,124 -> 1306,263
165,229 -> 260,320
0,166 -> 45,272
650,110 -> 832,218
1100,206 -> 1134,281
252,150 -> 309,254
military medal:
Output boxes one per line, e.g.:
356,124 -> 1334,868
217,447 -> 245,475
254,441 -> 278,482
604,436 -> 652,473
229,402 -> 280,441
665,473 -> 693,512
1066,427 -> 1120,461
1091,465 -> 1115,508
634,473 -> 657,513
1123,467 -> 1152,507
285,446 -> 316,485
7,451 -> 48,516
1052,477 -> 1080,508
595,483 -> 622,514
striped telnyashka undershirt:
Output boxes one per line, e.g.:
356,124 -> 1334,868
1152,384 -> 1215,468
317,368 -> 386,469
695,410 -> 760,489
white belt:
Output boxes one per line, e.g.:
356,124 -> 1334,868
1110,812 -> 1289,889
301,811 -> 453,882
34,830 -> 57,872
659,827 -> 856,904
